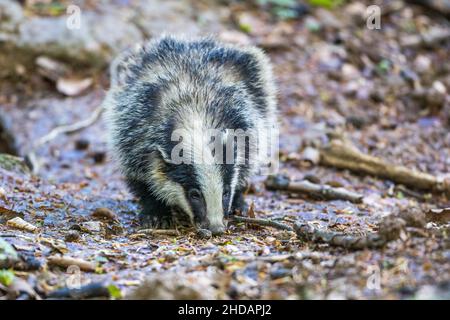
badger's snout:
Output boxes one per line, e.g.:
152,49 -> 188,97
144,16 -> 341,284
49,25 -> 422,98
198,219 -> 226,236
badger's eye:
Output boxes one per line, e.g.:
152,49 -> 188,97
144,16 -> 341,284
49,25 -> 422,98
189,189 -> 201,201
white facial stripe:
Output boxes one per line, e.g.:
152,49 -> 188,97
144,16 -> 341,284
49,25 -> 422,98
146,156 -> 194,222
196,164 -> 224,227
228,165 -> 240,212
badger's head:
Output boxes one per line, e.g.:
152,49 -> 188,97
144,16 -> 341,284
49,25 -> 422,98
146,123 -> 242,235
148,150 -> 236,235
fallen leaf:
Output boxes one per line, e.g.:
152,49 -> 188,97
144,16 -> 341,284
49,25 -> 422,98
0,206 -> 23,223
6,217 -> 38,232
56,77 -> 93,96
40,237 -> 69,254
92,207 -> 117,221
47,255 -> 96,272
0,269 -> 15,286
426,208 -> 450,224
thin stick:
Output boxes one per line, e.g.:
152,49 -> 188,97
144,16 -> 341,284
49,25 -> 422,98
232,216 -> 293,231
266,175 -> 364,203
34,106 -> 103,148
136,229 -> 180,236
25,106 -> 104,173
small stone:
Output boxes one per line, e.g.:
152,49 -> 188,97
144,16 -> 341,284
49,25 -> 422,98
80,221 -> 102,233
75,138 -> 90,150
91,151 -> 106,164
414,55 -> 431,74
92,207 -> 117,221
426,81 -> 447,109
270,268 -> 291,279
341,63 -> 360,81
56,77 -> 93,96
64,230 -> 81,242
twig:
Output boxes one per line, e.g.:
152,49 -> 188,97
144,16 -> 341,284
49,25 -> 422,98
136,229 -> 180,236
35,106 -> 103,148
266,174 -> 364,203
231,216 -> 294,231
320,139 -> 450,194
25,106 -> 104,173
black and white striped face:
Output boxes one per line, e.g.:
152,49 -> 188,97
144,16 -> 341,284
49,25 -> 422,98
162,162 -> 234,235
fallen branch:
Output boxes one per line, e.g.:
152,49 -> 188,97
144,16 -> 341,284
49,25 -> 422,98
231,216 -> 294,231
320,139 -> 450,194
265,174 -> 364,203
47,282 -> 110,299
294,216 -> 405,250
47,255 -> 96,272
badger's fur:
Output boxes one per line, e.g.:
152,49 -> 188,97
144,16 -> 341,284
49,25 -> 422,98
103,36 -> 277,235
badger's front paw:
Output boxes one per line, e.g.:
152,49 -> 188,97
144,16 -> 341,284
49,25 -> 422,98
139,212 -> 174,229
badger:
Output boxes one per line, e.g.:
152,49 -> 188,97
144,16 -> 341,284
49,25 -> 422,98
103,36 -> 277,235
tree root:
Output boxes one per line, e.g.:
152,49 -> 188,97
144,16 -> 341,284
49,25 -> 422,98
320,139 -> 450,194
266,174 -> 364,203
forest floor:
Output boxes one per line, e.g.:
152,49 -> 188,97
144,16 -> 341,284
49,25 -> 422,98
0,0 -> 449,299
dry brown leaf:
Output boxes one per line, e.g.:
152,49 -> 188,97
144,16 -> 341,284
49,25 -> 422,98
425,208 -> 450,224
39,237 -> 69,254
0,206 -> 23,222
6,217 -> 38,232
92,207 -> 117,221
247,202 -> 256,218
47,255 -> 96,272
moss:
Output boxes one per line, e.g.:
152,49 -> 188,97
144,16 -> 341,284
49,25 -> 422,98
0,153 -> 30,175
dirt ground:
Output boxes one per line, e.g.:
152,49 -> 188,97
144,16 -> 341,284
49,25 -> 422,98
0,0 -> 449,299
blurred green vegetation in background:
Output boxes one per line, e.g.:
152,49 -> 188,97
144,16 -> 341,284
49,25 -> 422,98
255,0 -> 345,20
307,0 -> 345,9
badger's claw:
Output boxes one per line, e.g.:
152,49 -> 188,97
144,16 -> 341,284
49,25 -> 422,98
139,213 -> 175,229
230,192 -> 248,215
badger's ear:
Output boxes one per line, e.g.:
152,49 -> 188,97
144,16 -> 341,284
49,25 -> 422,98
151,146 -> 173,164
109,44 -> 144,87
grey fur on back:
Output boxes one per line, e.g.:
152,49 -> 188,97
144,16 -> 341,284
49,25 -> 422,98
103,35 -> 277,184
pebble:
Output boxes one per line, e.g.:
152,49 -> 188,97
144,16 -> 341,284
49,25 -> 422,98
65,230 -> 81,242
